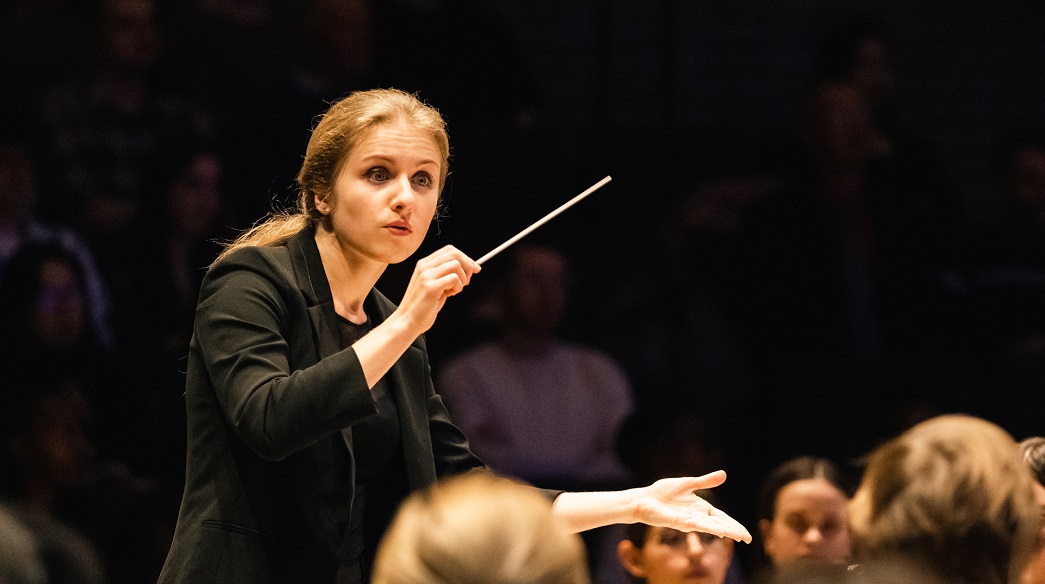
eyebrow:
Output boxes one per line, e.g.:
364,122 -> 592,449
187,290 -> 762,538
359,154 -> 440,168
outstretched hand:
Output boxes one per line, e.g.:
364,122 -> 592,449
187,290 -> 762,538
633,471 -> 752,543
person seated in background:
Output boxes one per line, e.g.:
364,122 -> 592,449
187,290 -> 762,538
437,242 -> 637,583
965,128 -> 1045,441
617,489 -> 738,584
437,242 -> 634,491
1019,437 -> 1045,584
0,137 -> 113,349
848,414 -> 1040,584
0,369 -> 106,584
371,472 -> 590,584
754,456 -> 854,581
0,242 -> 147,472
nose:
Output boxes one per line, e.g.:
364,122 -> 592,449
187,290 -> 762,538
803,527 -> 825,545
684,533 -> 706,556
390,174 -> 415,212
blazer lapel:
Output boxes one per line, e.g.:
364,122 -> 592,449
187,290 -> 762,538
287,227 -> 354,452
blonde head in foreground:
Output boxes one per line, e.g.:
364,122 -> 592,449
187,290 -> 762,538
371,473 -> 590,584
849,414 -> 1041,584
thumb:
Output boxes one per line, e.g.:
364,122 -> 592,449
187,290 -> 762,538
677,470 -> 727,492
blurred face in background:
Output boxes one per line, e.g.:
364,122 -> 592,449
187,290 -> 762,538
1008,147 -> 1045,225
760,477 -> 852,569
166,152 -> 224,240
618,526 -> 734,584
102,0 -> 159,72
503,246 -> 570,337
10,386 -> 95,492
803,83 -> 878,170
31,258 -> 87,349
849,36 -> 895,109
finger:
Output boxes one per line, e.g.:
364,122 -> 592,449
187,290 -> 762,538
682,512 -> 753,544
709,508 -> 753,544
671,470 -> 728,494
431,245 -> 481,273
429,272 -> 466,298
430,258 -> 472,289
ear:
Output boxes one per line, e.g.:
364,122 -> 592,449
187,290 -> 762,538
314,192 -> 331,216
617,540 -> 648,579
759,518 -> 774,557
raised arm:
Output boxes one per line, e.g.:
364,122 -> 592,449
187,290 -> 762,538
352,245 -> 480,388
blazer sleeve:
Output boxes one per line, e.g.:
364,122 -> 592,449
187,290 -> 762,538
192,251 -> 378,461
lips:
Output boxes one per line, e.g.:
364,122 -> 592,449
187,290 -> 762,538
684,566 -> 710,579
384,219 -> 412,234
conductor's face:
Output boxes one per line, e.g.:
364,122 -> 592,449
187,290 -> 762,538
318,119 -> 442,265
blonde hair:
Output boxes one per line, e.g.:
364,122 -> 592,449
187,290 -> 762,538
849,414 -> 1041,584
216,88 -> 450,263
371,473 -> 590,584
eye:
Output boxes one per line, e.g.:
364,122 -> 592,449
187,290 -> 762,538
820,520 -> 840,536
657,529 -> 686,548
366,167 -> 390,182
696,532 -> 725,546
785,516 -> 809,535
413,171 -> 434,188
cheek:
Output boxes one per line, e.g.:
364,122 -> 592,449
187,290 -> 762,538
767,523 -> 802,557
1024,548 -> 1045,584
646,549 -> 689,577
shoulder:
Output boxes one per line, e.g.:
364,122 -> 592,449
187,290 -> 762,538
198,244 -> 297,306
207,244 -> 293,281
437,342 -> 501,379
559,341 -> 620,366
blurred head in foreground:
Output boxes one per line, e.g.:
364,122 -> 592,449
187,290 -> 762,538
371,472 -> 589,584
849,414 -> 1040,584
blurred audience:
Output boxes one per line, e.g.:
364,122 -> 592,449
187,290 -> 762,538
232,0 -> 380,222
437,243 -> 634,584
102,139 -> 232,482
0,138 -> 114,349
848,414 -> 1040,584
963,128 -> 1045,440
0,370 -> 107,584
0,0 -> 92,130
811,16 -> 955,212
753,457 -> 854,583
0,366 -> 178,584
371,472 -> 589,584
157,0 -> 295,140
733,77 -> 971,460
35,0 -> 212,251
0,242 -> 147,473
437,243 -> 634,491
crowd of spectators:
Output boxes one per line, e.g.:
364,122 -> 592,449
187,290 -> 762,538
1,1 -> 1043,583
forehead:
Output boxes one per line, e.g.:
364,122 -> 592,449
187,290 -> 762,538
776,478 -> 848,512
350,120 -> 442,169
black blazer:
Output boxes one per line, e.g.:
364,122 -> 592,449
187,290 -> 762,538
158,225 -> 485,583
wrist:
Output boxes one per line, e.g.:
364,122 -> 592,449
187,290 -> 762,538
626,486 -> 648,524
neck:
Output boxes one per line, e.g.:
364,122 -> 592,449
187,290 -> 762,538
314,224 -> 385,323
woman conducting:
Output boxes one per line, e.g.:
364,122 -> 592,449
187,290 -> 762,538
157,88 -> 750,584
